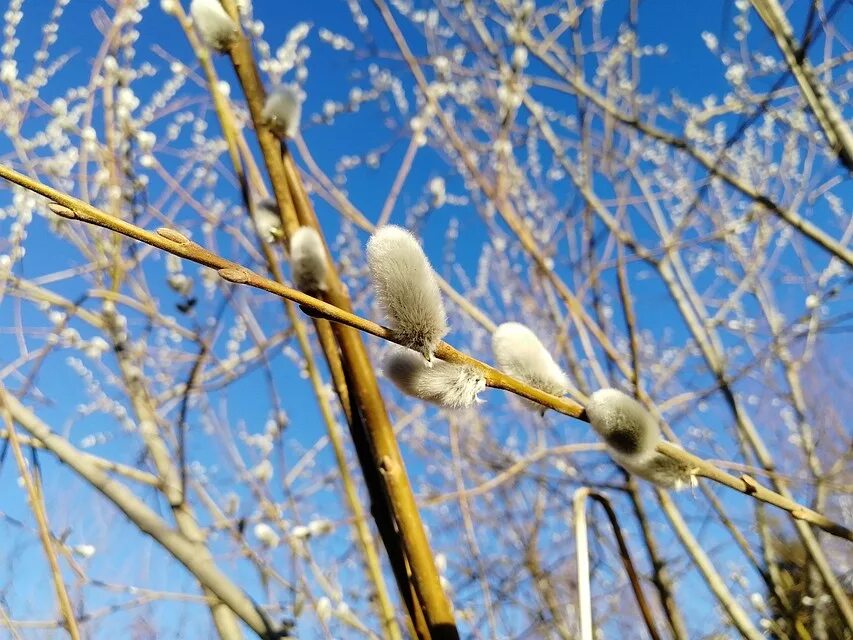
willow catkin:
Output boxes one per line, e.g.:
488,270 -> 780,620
366,225 -> 447,361
262,85 -> 302,139
585,388 -> 659,458
616,449 -> 697,491
384,348 -> 484,409
290,226 -> 327,292
253,522 -> 280,548
189,0 -> 238,53
254,199 -> 281,243
492,322 -> 569,411
585,388 -> 694,490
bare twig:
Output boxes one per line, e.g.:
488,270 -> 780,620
0,389 -> 278,638
573,488 -> 662,640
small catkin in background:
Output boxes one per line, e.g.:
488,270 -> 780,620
290,226 -> 328,292
190,0 -> 238,53
262,86 -> 302,139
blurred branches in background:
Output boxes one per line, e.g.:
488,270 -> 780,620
0,0 -> 850,638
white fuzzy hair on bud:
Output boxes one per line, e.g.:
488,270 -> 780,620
586,389 -> 659,459
616,449 -> 698,491
586,388 -> 696,490
262,85 -> 302,139
253,522 -> 280,548
290,226 -> 328,292
254,199 -> 282,243
384,348 -> 484,409
190,0 -> 238,53
367,226 -> 448,361
492,322 -> 569,412
316,597 -> 332,623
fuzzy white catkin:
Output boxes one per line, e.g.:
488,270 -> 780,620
586,389 -> 659,459
316,597 -> 332,623
307,519 -> 333,536
74,544 -> 96,558
384,348 -> 484,409
253,522 -> 280,548
615,448 -> 697,491
190,0 -> 238,53
262,85 -> 302,139
254,199 -> 281,243
492,322 -> 569,411
291,525 -> 310,539
251,459 -> 273,483
290,226 -> 327,292
367,226 -> 448,360
586,388 -> 695,490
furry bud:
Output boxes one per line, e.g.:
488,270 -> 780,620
190,0 -> 238,53
616,449 -> 697,491
253,522 -> 280,548
492,322 -> 569,411
290,226 -> 328,292
384,348 -> 484,409
262,85 -> 302,139
316,597 -> 332,623
586,388 -> 695,489
366,226 -> 448,361
586,389 -> 659,459
254,199 -> 282,243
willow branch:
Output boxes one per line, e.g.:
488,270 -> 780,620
0,162 -> 849,542
0,429 -> 160,487
749,0 -> 853,171
0,396 -> 81,640
172,10 -> 403,634
657,490 -> 765,640
0,389 -> 278,638
525,37 -> 853,267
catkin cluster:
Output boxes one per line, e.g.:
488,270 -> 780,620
367,226 -> 448,362
365,228 -> 691,489
290,226 -> 328,293
368,226 -> 483,408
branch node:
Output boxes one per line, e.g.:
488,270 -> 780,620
378,455 -> 396,476
157,227 -> 191,245
47,202 -> 77,219
218,267 -> 250,284
740,474 -> 759,495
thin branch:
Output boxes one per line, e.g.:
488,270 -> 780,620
573,488 -> 662,640
0,398 -> 81,640
0,389 -> 279,638
750,0 -> 853,171
0,164 -> 850,541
